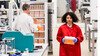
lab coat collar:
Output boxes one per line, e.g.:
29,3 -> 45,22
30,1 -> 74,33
21,12 -> 29,16
67,24 -> 73,28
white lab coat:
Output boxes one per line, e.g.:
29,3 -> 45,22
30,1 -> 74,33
12,12 -> 37,34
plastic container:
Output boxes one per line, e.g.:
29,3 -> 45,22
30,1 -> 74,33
64,36 -> 76,45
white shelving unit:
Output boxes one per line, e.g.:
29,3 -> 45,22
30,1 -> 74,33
30,10 -> 45,11
0,0 -> 9,1
0,0 -> 20,31
0,9 -> 9,32
0,9 -> 19,31
21,1 -> 48,45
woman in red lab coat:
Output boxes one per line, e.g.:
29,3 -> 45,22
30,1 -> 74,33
57,12 -> 84,56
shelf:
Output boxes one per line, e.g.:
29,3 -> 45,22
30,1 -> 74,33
35,38 -> 45,39
34,43 -> 45,46
0,9 -> 19,11
0,15 -> 8,18
0,27 -> 7,31
33,17 -> 45,18
0,15 -> 17,18
30,10 -> 44,11
0,0 -> 9,1
34,31 -> 45,32
34,24 -> 45,25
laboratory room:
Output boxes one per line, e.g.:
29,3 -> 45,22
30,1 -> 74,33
0,0 -> 99,56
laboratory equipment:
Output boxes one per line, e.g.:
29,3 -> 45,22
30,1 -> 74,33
2,31 -> 34,52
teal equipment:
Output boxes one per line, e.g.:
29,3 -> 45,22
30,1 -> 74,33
2,31 -> 34,52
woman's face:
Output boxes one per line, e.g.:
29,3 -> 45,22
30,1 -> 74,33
66,15 -> 73,24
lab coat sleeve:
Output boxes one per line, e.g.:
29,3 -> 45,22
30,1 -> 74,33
56,27 -> 64,44
77,27 -> 84,43
29,17 -> 38,32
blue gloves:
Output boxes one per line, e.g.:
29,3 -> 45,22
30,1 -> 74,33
62,36 -> 78,43
62,38 -> 65,43
73,38 -> 78,43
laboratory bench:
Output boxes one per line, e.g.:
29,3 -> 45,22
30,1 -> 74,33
0,44 -> 48,56
0,31 -> 48,56
30,44 -> 48,56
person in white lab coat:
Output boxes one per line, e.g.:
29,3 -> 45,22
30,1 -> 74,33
12,4 -> 37,34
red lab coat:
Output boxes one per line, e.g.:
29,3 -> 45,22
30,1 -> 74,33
57,24 -> 84,56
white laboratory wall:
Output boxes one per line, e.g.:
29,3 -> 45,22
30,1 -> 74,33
57,0 -> 68,17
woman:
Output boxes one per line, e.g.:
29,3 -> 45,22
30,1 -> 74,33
56,12 -> 84,56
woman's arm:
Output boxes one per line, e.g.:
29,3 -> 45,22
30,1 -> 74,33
77,27 -> 84,43
56,27 -> 64,44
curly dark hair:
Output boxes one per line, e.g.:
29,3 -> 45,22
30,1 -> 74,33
62,12 -> 79,23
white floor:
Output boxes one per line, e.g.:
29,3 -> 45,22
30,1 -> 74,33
81,39 -> 92,56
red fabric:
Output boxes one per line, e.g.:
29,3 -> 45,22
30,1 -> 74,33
57,24 -> 84,56
71,0 -> 76,12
